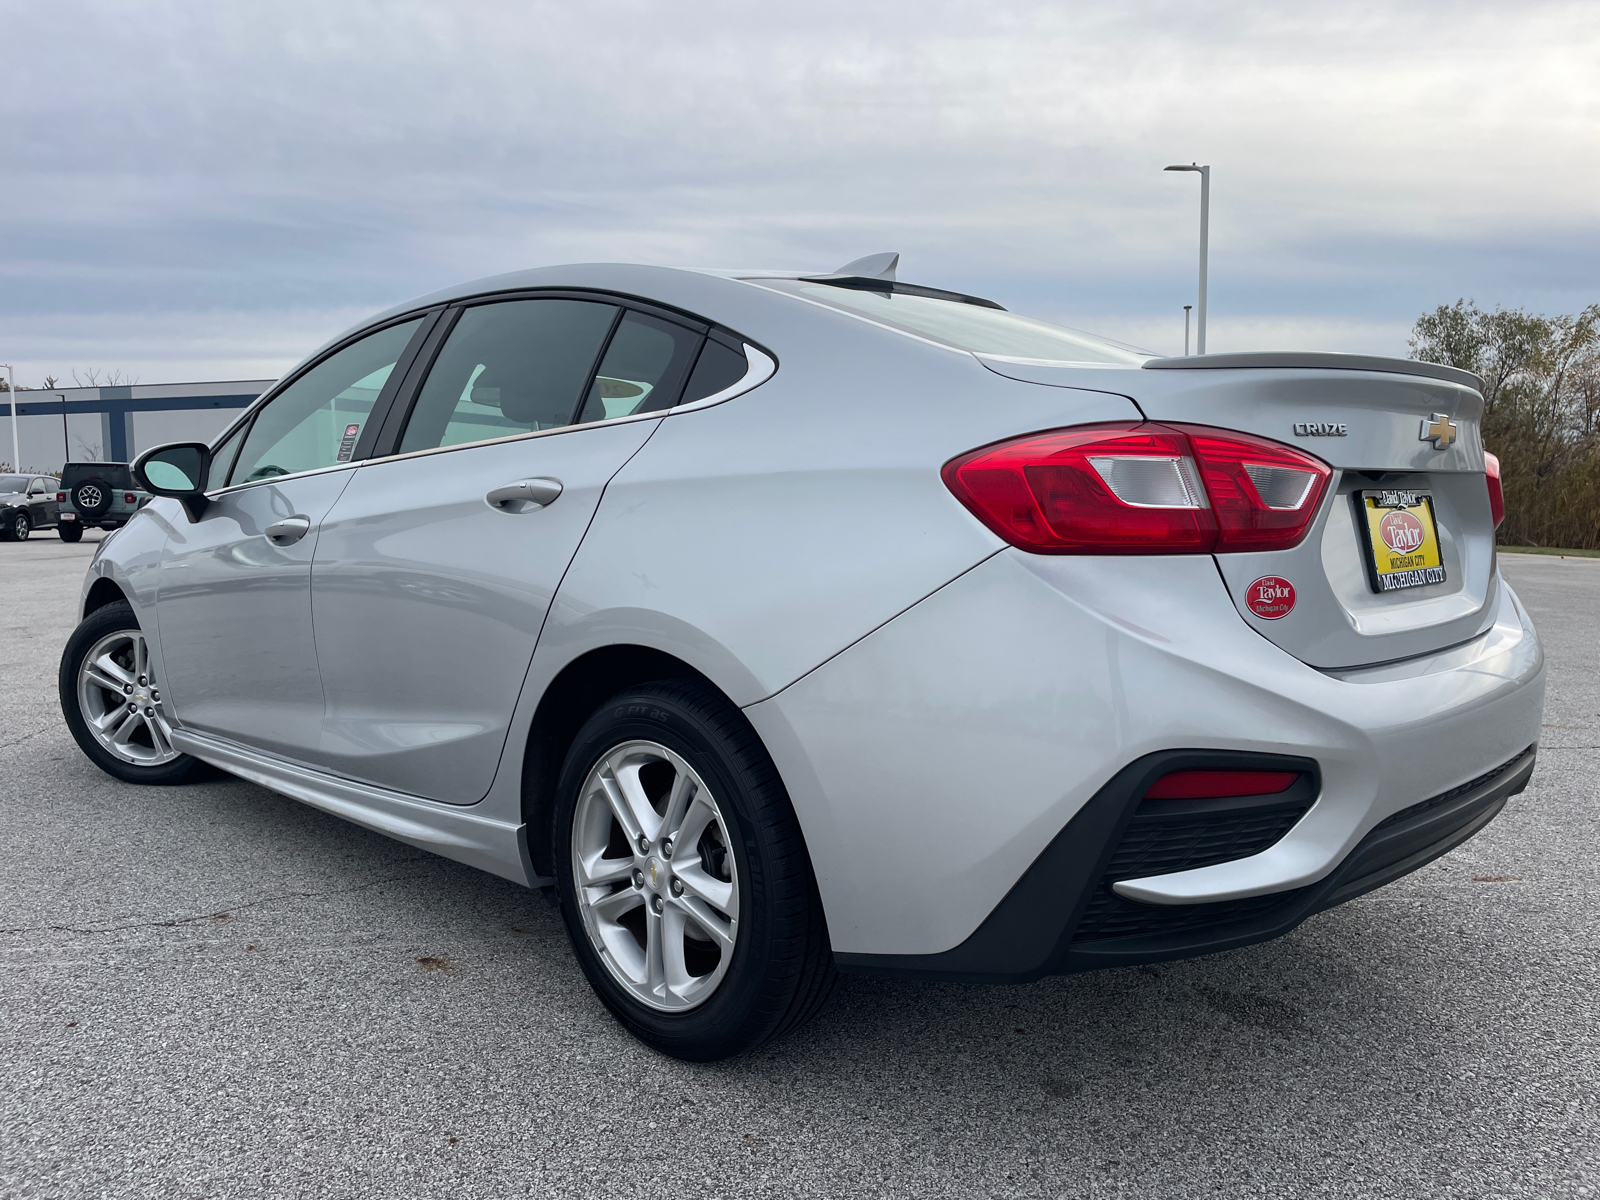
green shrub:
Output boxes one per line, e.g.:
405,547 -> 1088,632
1411,300 -> 1600,550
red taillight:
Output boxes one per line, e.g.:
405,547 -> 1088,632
56,492 -> 65,502
943,422 -> 1331,554
1144,769 -> 1299,800
124,493 -> 136,504
1484,451 -> 1505,529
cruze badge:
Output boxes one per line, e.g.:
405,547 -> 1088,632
1420,413 -> 1457,449
1293,422 -> 1348,437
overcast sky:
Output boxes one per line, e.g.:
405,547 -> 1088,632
4,0 -> 1598,386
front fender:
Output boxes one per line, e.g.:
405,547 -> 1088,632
78,500 -> 175,681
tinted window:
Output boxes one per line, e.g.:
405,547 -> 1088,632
400,299 -> 618,453
232,318 -> 421,485
0,475 -> 29,493
62,464 -> 134,489
208,422 -> 246,491
681,339 -> 748,404
577,311 -> 702,424
751,278 -> 1147,365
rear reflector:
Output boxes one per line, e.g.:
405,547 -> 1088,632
1144,769 -> 1300,800
124,493 -> 137,504
1485,451 -> 1505,528
943,423 -> 1332,554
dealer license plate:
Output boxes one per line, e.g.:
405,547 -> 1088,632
1358,490 -> 1446,592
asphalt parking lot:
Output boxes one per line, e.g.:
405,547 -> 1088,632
2,534 -> 1596,1199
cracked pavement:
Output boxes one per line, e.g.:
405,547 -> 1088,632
2,533 -> 1596,1199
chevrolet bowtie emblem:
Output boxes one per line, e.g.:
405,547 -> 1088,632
1420,413 -> 1457,449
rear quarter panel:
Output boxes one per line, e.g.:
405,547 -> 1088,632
538,301 -> 1146,705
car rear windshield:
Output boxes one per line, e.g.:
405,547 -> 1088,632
750,278 -> 1148,366
62,464 -> 134,489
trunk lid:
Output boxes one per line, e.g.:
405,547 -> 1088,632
979,354 -> 1497,670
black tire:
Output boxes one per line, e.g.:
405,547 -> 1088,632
58,522 -> 83,542
71,479 -> 113,518
59,600 -> 205,785
11,512 -> 29,540
553,680 -> 835,1061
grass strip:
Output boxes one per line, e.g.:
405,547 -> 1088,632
1499,545 -> 1600,558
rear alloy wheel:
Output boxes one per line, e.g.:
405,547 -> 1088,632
59,601 -> 204,785
554,681 -> 835,1061
572,740 -> 741,1012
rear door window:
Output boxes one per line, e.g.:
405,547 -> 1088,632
398,299 -> 619,453
576,311 -> 702,424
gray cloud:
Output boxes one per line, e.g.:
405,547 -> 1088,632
2,0 -> 1596,382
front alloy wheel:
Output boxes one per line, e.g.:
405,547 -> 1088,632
60,600 -> 204,785
77,628 -> 178,766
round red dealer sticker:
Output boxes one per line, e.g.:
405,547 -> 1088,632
1246,576 -> 1296,620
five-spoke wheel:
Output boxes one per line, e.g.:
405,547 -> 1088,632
76,628 -> 179,766
554,681 -> 835,1060
60,600 -> 204,784
572,740 -> 740,1011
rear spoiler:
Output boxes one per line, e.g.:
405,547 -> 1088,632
1142,352 -> 1481,393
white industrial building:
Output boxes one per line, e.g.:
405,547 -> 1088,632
1,379 -> 274,474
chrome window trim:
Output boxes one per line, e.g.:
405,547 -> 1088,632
355,343 -> 776,468
667,344 -> 776,415
204,457 -> 362,499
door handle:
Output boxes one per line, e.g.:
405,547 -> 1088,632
265,516 -> 312,544
486,477 -> 563,513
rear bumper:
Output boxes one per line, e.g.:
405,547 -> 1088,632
836,743 -> 1533,982
60,512 -> 129,528
749,549 -> 1545,964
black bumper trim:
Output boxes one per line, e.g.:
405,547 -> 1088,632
835,744 -> 1535,983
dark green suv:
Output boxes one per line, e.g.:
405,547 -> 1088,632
57,462 -> 149,542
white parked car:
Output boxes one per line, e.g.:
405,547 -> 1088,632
60,257 -> 1544,1060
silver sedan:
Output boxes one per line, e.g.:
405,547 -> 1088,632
60,257 -> 1544,1060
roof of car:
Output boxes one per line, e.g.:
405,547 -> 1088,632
314,264 -> 823,367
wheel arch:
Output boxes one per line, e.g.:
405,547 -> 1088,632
83,576 -> 130,618
521,644 -> 730,879
521,649 -> 716,883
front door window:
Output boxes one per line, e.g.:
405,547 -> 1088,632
230,318 -> 422,485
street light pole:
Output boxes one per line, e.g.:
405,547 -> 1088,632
1164,163 -> 1210,354
1183,305 -> 1193,356
2,364 -> 17,472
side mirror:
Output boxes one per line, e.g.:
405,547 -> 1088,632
132,442 -> 212,522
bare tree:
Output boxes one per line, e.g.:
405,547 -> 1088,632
71,368 -> 140,387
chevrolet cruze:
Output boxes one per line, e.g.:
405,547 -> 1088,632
60,257 -> 1544,1060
